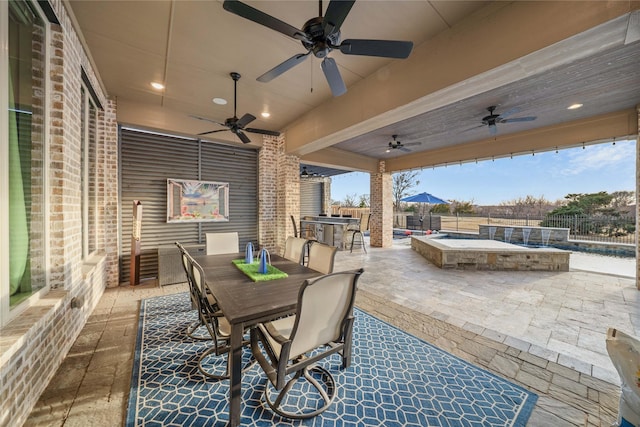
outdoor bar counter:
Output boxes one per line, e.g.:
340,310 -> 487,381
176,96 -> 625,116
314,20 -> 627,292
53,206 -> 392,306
301,216 -> 359,249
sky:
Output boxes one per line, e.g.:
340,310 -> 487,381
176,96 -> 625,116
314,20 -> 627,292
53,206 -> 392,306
329,139 -> 637,206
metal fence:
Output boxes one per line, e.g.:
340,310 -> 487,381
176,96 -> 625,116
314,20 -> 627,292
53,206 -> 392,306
438,213 -> 637,245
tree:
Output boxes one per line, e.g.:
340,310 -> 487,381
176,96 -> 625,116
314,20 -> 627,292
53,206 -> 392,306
357,194 -> 370,208
500,195 -> 554,216
609,191 -> 635,211
342,193 -> 358,207
392,171 -> 420,212
547,192 -> 613,216
540,191 -> 633,236
451,200 -> 475,215
430,203 -> 450,214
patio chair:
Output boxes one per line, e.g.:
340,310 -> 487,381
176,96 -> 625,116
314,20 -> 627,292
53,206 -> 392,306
299,216 -> 318,264
307,242 -> 337,274
176,241 -> 210,341
206,232 -> 239,255
283,236 -> 308,264
346,213 -> 370,253
290,215 -> 298,237
190,255 -> 254,380
250,268 -> 364,419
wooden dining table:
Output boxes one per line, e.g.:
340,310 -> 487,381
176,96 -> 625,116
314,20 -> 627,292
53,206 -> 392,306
192,252 -> 322,427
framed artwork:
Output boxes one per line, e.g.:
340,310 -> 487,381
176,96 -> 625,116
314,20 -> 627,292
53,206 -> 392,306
167,179 -> 229,223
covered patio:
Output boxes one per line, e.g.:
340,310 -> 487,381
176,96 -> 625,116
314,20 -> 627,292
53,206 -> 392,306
24,241 -> 635,426
2,1 -> 640,426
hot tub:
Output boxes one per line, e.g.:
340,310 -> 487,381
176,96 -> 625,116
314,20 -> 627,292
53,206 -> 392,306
411,236 -> 570,271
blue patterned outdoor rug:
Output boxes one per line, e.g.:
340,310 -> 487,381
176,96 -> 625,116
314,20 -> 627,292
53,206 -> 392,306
126,292 -> 537,426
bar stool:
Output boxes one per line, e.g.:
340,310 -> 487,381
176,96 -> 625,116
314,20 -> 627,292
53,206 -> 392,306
348,213 -> 370,253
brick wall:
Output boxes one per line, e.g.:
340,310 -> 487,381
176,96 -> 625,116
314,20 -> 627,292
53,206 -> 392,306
258,133 -> 300,255
258,135 -> 279,250
370,160 -> 393,248
0,0 -> 119,425
322,177 -> 331,215
277,147 -> 300,253
101,99 -> 120,288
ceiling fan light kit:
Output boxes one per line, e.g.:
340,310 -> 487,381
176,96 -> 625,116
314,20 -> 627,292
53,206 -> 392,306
222,0 -> 413,97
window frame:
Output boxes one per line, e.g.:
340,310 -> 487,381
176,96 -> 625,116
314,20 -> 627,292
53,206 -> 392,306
1,0 -> 51,325
81,82 -> 99,259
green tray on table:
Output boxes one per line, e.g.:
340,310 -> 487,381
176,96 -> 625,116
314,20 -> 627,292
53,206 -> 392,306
232,259 -> 289,282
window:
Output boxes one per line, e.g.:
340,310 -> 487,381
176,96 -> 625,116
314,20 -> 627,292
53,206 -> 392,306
81,84 -> 98,257
2,0 -> 48,321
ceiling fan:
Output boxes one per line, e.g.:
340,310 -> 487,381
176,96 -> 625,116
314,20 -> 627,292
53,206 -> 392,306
222,0 -> 414,97
468,105 -> 537,135
190,72 -> 280,144
386,135 -> 421,153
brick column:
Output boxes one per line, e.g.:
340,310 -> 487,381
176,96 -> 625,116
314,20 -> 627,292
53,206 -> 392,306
102,100 -> 119,287
259,136 -> 279,250
370,160 -> 393,248
322,177 -> 332,215
258,134 -> 300,254
276,144 -> 300,254
48,23 -> 71,289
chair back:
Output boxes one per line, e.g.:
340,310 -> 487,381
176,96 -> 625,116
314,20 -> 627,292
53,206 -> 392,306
176,242 -> 198,304
190,256 -> 220,314
288,269 -> 364,359
290,215 -> 298,238
206,232 -> 239,255
283,236 -> 307,264
307,242 -> 337,274
175,242 -> 190,279
359,213 -> 371,232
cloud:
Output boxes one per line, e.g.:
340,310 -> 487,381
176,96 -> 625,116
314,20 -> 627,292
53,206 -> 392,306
560,140 -> 635,176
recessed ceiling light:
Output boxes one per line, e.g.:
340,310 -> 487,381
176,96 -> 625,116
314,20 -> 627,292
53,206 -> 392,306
261,112 -> 270,118
150,82 -> 165,90
213,98 -> 227,105
567,103 -> 583,110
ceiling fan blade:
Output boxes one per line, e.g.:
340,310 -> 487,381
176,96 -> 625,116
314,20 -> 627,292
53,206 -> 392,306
339,39 -> 413,58
198,129 -> 229,136
497,107 -> 520,118
323,0 -> 355,35
398,147 -> 412,152
403,142 -> 422,147
189,115 -> 225,126
489,124 -> 498,135
233,129 -> 251,144
321,57 -> 346,97
236,113 -> 256,128
245,127 -> 281,136
257,52 -> 310,82
460,124 -> 485,133
222,0 -> 306,41
501,116 -> 537,123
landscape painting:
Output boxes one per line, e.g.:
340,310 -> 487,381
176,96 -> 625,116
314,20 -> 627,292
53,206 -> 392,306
167,179 -> 229,223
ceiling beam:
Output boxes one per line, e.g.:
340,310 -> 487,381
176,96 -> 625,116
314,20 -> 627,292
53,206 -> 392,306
300,147 -> 378,173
